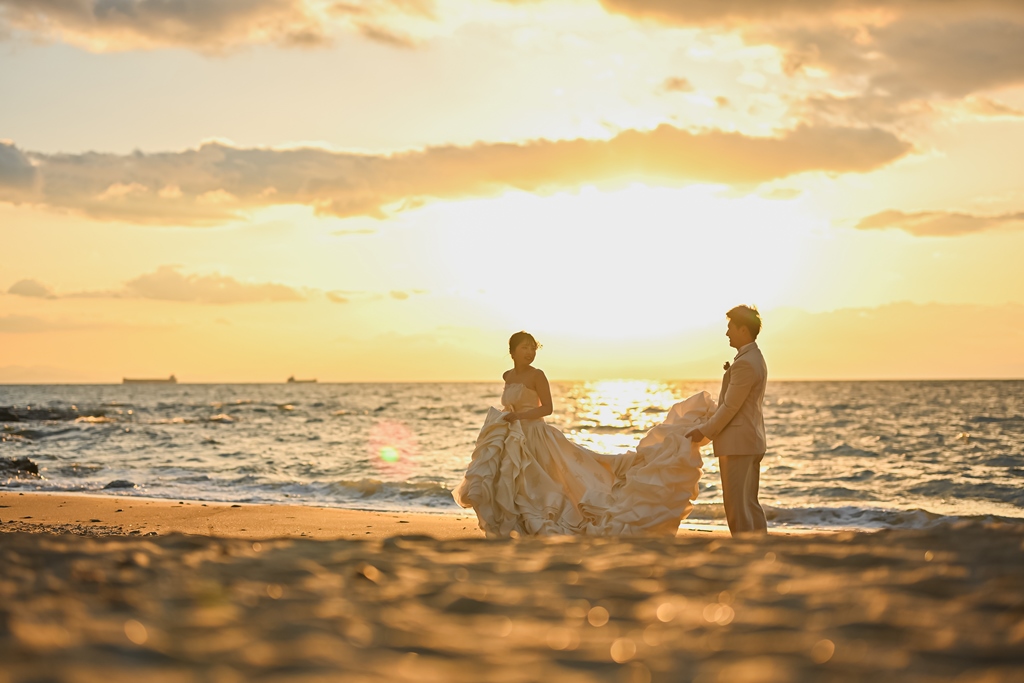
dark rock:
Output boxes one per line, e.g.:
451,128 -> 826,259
0,457 -> 39,476
103,480 -> 136,489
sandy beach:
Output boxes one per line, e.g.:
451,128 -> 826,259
1,493 -> 1023,683
0,491 -> 492,541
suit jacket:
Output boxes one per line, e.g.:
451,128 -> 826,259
700,342 -> 768,457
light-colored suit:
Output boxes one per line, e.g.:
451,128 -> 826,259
699,342 -> 768,534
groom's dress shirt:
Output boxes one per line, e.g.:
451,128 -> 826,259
699,341 -> 768,457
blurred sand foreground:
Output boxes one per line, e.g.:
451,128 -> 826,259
1,493 -> 1022,683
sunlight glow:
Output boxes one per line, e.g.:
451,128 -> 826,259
427,185 -> 815,340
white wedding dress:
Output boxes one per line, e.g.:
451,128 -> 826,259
453,383 -> 715,538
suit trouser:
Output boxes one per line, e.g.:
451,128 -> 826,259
719,454 -> 768,535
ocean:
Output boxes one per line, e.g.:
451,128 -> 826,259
2,380 -> 1022,531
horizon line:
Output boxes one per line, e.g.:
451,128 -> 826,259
1,377 -> 1023,386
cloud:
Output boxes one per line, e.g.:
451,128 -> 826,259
790,18 -> 1024,101
8,268 -> 427,306
7,266 -> 307,304
326,289 -> 425,304
856,209 -> 1024,236
0,125 -> 911,224
598,1 -> 1024,126
795,93 -> 936,127
332,228 -> 377,236
965,97 -> 1024,119
760,187 -> 802,201
7,279 -> 55,298
659,76 -> 694,93
0,0 -> 328,51
0,314 -> 93,333
0,141 -> 36,189
597,0 -> 1024,26
0,0 -> 439,52
124,265 -> 306,303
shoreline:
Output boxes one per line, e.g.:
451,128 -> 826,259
8,489 -> 1021,537
1,491 -> 745,539
5,490 -> 1021,540
0,490 -> 489,540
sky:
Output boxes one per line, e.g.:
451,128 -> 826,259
1,0 -> 1023,382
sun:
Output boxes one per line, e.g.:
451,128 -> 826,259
427,184 -> 817,340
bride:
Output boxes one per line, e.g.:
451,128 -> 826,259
453,331 -> 716,538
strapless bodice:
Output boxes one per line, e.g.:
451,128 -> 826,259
501,383 -> 541,413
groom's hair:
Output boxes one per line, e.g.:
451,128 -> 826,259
727,305 -> 762,339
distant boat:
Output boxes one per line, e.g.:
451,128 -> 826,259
287,376 -> 317,383
123,375 -> 178,384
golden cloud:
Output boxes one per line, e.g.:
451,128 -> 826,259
0,314 -> 102,333
6,279 -> 56,299
123,265 -> 306,303
597,0 -> 1024,26
0,125 -> 911,225
5,266 -> 307,304
659,76 -> 694,93
856,209 -> 1024,236
0,0 -> 437,52
5,269 -> 433,306
598,1 -> 1024,126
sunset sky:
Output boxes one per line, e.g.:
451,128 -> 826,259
2,0 -> 1023,382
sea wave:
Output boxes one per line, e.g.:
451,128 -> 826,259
1,406 -> 109,422
4,381 -> 1024,524
74,416 -> 115,424
320,479 -> 458,509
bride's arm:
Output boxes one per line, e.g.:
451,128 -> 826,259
506,370 -> 554,421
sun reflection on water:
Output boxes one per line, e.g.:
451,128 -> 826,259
558,380 -> 688,454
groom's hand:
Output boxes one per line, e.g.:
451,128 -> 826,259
685,427 -> 705,442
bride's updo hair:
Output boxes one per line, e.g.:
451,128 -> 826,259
508,331 -> 541,355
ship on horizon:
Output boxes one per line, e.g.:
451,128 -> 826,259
123,375 -> 177,384
286,376 -> 317,383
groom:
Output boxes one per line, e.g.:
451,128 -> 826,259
685,305 -> 769,535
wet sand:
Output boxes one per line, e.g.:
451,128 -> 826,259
0,491 -> 492,540
0,492 -> 732,540
1,493 -> 1022,682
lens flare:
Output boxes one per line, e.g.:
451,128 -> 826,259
368,420 -> 419,473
